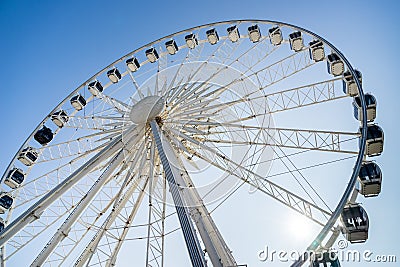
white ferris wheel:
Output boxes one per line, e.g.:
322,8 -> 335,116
0,20 -> 384,267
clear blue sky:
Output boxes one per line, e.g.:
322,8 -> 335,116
0,0 -> 399,266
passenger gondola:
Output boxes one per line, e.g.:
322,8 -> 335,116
227,25 -> 240,42
248,25 -> 261,43
185,33 -> 198,49
0,218 -> 4,232
107,68 -> 121,84
51,110 -> 69,128
342,70 -> 362,96
340,204 -> 369,243
309,40 -> 325,62
70,94 -> 87,111
268,26 -> 282,46
4,168 -> 25,189
165,39 -> 179,55
17,147 -> 38,166
88,80 -> 104,96
327,53 -> 344,76
358,161 -> 382,197
0,193 -> 14,214
126,57 -> 140,72
206,28 -> 219,45
34,126 -> 53,145
289,31 -> 303,52
362,124 -> 384,157
145,48 -> 159,63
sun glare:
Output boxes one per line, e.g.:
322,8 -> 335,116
287,214 -> 315,242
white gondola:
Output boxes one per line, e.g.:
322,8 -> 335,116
353,93 -> 377,122
165,40 -> 179,55
358,162 -> 382,197
341,204 -> 369,243
107,68 -> 121,83
362,124 -> 384,157
185,33 -> 198,49
18,147 -> 38,166
0,218 -> 4,232
289,31 -> 303,52
227,25 -> 240,42
88,80 -> 104,96
248,25 -> 261,43
343,70 -> 362,96
310,251 -> 341,267
309,40 -> 325,62
268,26 -> 282,46
206,28 -> 219,45
4,168 -> 25,189
70,94 -> 86,111
327,53 -> 344,76
0,192 -> 13,214
145,48 -> 159,63
34,126 -> 53,146
51,110 -> 69,128
126,57 -> 140,72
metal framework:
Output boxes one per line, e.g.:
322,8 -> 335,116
0,20 -> 378,267
151,121 -> 207,267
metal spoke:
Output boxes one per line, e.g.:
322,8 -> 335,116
65,115 -> 127,131
73,143 -> 149,267
31,147 -> 126,266
172,78 -> 346,121
165,30 -> 279,107
264,78 -> 346,113
0,135 -> 124,248
170,121 -> 359,154
165,128 -> 331,225
36,130 -> 121,163
43,132 -> 146,266
157,124 -> 237,266
104,176 -> 149,267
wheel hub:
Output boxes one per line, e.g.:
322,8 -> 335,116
129,96 -> 165,124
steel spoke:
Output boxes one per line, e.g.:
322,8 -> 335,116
166,128 -> 330,225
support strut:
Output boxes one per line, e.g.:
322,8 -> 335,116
150,121 -> 207,267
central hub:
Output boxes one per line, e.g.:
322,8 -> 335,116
129,96 -> 165,124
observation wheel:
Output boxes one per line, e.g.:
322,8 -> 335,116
0,20 -> 384,266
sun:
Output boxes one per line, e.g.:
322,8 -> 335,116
286,213 -> 315,242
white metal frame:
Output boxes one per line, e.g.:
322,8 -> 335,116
0,20 -> 373,267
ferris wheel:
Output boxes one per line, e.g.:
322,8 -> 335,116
0,20 -> 384,266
